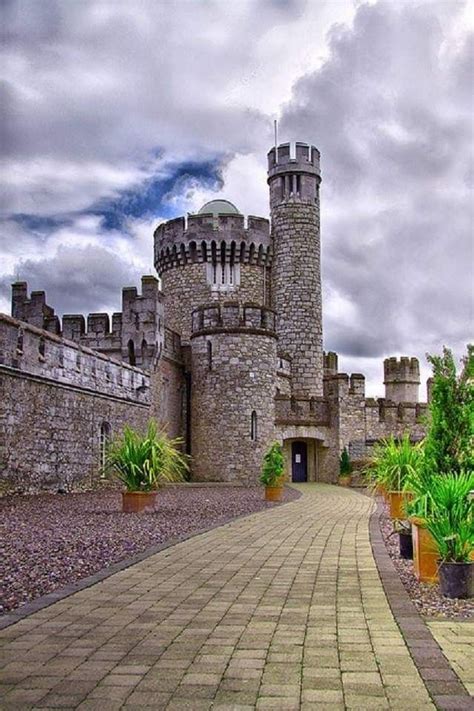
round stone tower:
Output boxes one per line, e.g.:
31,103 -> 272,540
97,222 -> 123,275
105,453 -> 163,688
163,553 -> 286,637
190,302 -> 277,484
267,142 -> 323,397
384,357 -> 420,403
154,200 -> 272,342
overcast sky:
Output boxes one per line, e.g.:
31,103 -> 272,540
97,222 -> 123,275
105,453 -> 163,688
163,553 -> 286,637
1,0 -> 472,396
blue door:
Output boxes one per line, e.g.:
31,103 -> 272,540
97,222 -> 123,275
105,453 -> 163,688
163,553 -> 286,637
292,441 -> 308,482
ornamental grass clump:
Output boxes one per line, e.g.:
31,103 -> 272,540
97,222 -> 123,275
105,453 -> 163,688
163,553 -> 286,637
424,471 -> 474,563
106,421 -> 189,492
367,433 -> 424,493
260,442 -> 285,487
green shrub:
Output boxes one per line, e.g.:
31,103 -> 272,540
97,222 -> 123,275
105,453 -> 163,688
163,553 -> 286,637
339,447 -> 352,477
367,433 -> 424,492
424,346 -> 474,476
260,442 -> 285,487
106,421 -> 189,491
424,471 -> 474,562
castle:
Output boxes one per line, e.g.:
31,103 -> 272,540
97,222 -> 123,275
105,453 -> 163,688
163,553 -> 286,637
0,141 -> 428,492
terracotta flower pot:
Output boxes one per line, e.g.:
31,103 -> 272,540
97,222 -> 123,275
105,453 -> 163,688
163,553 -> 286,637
122,491 -> 158,513
388,491 -> 412,520
265,486 -> 283,502
439,561 -> 473,599
338,476 -> 351,487
410,516 -> 439,583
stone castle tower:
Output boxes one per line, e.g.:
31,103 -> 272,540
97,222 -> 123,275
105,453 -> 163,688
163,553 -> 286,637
268,143 -> 323,397
1,140 -> 429,492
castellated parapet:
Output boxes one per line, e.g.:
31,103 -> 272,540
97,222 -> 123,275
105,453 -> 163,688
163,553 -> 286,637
12,276 -> 163,370
154,212 -> 273,342
0,314 -> 150,403
384,356 -> 420,403
268,142 -> 323,397
190,302 -> 276,484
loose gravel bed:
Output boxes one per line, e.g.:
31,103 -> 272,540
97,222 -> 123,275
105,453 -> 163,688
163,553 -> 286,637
378,496 -> 473,620
0,485 -> 300,615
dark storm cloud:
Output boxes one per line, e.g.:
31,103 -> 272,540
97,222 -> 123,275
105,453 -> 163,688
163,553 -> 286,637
0,244 -> 142,316
280,1 -> 473,369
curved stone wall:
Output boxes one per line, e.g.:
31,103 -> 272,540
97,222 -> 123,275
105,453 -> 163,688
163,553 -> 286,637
190,303 -> 276,484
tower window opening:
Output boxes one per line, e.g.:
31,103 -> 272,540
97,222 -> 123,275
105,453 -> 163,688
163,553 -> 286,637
250,410 -> 258,441
99,422 -> 111,476
38,336 -> 45,358
16,329 -> 24,354
229,263 -> 234,285
212,263 -> 217,285
296,174 -> 301,194
207,341 -> 212,371
221,262 -> 226,284
128,339 -> 136,366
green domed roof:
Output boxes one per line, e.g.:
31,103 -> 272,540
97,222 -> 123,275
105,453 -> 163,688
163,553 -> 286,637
198,199 -> 240,216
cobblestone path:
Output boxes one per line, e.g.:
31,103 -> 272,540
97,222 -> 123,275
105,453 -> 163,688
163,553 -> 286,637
1,484 -> 436,709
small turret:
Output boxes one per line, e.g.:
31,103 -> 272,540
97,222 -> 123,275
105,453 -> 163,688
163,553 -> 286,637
384,357 -> 420,403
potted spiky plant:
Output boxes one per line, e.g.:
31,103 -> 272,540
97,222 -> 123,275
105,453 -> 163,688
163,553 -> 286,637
338,447 -> 352,487
106,421 -> 189,512
370,434 -> 421,520
261,442 -> 285,502
425,472 -> 474,599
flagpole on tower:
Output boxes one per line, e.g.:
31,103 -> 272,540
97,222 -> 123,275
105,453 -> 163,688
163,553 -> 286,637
274,119 -> 278,151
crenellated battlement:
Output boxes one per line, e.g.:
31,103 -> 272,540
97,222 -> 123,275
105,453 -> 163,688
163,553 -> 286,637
154,213 -> 272,276
191,302 -> 276,337
384,356 -> 420,403
0,314 -> 150,404
274,395 -> 330,426
267,142 -> 321,176
11,277 -> 163,369
384,356 -> 420,382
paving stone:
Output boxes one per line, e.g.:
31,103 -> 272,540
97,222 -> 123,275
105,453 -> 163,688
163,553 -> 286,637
0,485 -> 469,711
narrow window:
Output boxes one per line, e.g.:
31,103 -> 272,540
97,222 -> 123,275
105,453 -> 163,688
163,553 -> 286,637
207,341 -> 212,371
58,348 -> 64,368
296,174 -> 301,194
229,264 -> 234,285
17,329 -> 24,354
38,336 -> 45,358
141,339 -> 148,367
128,339 -> 136,366
250,410 -> 257,441
221,262 -> 226,284
212,263 -> 217,285
76,352 -> 81,370
99,422 -> 111,475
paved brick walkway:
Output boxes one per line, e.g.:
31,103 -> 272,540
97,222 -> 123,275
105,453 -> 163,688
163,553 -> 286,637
0,484 -> 437,709
428,621 -> 474,697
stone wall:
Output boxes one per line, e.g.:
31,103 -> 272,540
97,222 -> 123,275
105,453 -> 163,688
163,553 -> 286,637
190,303 -> 277,484
0,315 -> 150,492
150,328 -> 185,442
161,262 -> 269,342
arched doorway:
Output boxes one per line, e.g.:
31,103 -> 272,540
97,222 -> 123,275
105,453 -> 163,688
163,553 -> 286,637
291,441 -> 308,482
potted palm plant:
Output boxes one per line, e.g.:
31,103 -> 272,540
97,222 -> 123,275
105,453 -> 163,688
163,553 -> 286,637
261,442 -> 285,502
338,447 -> 352,487
106,421 -> 189,512
369,434 -> 421,520
425,472 -> 474,598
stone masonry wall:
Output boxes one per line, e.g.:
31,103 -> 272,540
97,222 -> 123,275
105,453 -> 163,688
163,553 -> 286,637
271,200 -> 324,397
0,315 -> 150,492
190,308 -> 276,484
162,262 -> 269,342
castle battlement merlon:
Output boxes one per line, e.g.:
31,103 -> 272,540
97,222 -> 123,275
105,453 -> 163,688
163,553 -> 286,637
154,213 -> 272,275
383,356 -> 420,403
191,302 -> 276,337
267,142 -> 321,178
